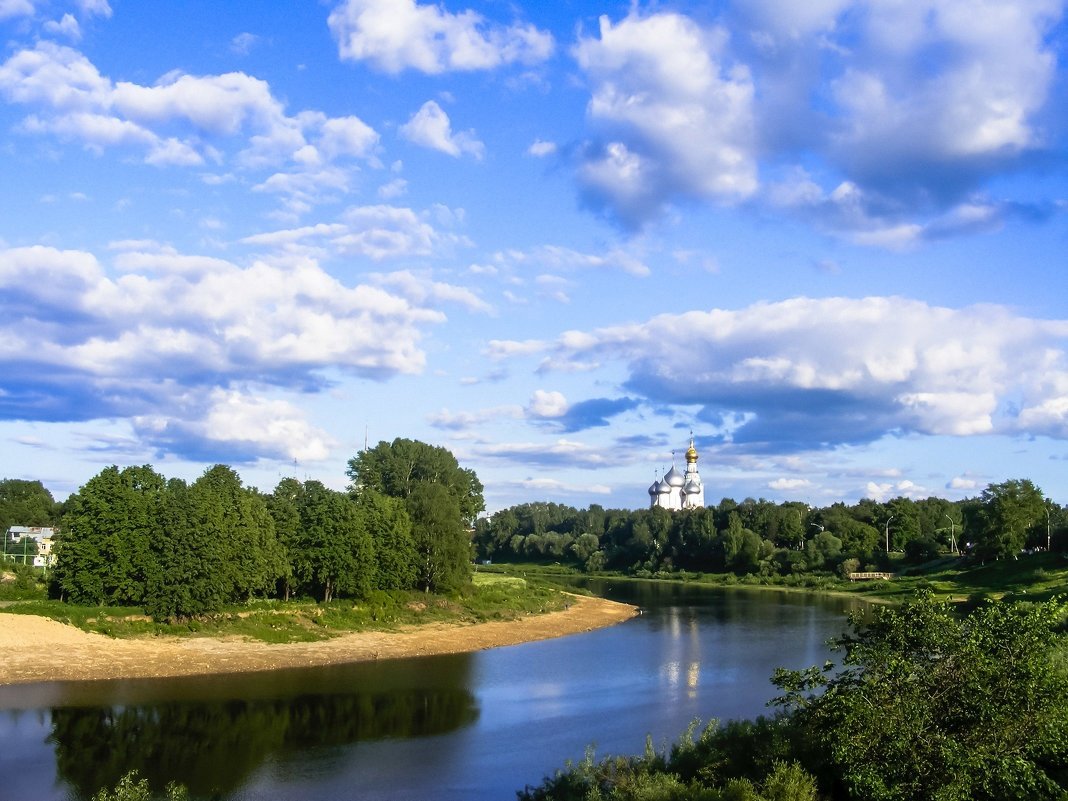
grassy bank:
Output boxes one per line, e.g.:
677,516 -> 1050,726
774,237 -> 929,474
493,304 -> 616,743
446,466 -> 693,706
1,572 -> 569,642
482,550 -> 1068,605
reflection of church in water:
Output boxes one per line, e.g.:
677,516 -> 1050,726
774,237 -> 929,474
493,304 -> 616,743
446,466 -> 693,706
647,434 -> 705,510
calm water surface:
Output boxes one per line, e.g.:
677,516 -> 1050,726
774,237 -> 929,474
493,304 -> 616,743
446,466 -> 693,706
0,582 -> 866,801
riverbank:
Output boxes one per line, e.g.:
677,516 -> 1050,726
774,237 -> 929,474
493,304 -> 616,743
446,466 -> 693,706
0,593 -> 637,686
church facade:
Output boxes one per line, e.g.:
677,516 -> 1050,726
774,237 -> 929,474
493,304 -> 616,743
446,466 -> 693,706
648,435 -> 705,510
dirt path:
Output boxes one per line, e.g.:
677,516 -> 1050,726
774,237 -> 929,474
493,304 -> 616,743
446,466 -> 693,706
0,594 -> 637,685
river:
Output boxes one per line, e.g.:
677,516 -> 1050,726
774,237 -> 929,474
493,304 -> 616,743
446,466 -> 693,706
0,581 -> 866,801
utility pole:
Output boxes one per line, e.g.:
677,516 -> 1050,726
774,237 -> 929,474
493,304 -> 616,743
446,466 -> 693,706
885,515 -> 895,553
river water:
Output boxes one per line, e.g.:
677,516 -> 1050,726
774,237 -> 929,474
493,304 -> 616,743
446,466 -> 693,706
0,582 -> 866,801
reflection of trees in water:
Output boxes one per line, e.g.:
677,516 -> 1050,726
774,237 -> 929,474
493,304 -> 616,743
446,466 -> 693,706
50,688 -> 478,798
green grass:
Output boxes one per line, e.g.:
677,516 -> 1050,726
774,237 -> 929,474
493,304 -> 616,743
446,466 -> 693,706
0,576 -> 573,643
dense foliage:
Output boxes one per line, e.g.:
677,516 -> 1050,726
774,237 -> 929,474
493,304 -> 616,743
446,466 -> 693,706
46,439 -> 480,618
772,594 -> 1068,800
521,593 -> 1068,801
0,477 -> 58,533
474,484 -> 1066,580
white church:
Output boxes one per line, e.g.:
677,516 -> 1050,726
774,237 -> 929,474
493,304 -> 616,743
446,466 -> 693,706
647,434 -> 705,510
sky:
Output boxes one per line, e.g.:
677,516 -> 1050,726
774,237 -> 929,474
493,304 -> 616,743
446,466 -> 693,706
1,0 -> 1067,513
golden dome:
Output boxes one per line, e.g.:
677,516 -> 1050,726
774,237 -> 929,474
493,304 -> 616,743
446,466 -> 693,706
686,438 -> 698,463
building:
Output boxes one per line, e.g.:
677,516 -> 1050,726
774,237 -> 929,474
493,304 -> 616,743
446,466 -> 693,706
4,526 -> 57,567
648,435 -> 705,510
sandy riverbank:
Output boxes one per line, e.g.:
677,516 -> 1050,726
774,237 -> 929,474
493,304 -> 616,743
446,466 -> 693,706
0,594 -> 637,686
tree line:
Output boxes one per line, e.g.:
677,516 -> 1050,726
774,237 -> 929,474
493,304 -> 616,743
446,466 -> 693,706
37,438 -> 484,620
474,479 -> 1065,578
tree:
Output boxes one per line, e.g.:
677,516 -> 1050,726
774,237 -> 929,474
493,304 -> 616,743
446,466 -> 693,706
724,512 -> 761,574
356,488 -> 416,591
347,438 -> 484,526
772,593 -> 1068,800
405,481 -> 470,593
266,478 -> 303,600
0,478 -> 58,534
975,479 -> 1046,560
188,466 -> 286,603
54,466 -> 165,606
144,478 -> 226,621
292,481 -> 375,602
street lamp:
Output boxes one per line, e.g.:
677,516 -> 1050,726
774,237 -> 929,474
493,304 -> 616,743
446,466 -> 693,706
1045,504 -> 1051,552
885,515 -> 895,552
943,513 -> 958,554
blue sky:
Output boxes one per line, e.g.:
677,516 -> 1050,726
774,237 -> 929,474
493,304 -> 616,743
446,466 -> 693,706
1,0 -> 1067,512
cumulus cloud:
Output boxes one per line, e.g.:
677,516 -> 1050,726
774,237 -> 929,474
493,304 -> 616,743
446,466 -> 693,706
400,100 -> 484,159
562,3 -> 1063,240
496,296 -> 1068,451
0,244 -> 447,460
572,11 -> 757,227
0,41 -> 380,212
328,0 -> 553,74
134,389 -> 335,463
527,390 -> 568,418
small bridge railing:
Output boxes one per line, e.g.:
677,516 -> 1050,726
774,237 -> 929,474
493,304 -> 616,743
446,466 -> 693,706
847,572 -> 894,581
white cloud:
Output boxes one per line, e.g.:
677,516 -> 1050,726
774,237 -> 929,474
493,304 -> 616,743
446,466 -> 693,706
230,32 -> 261,55
370,269 -> 493,314
0,0 -> 35,20
206,390 -> 334,461
76,0 -> 111,17
476,438 -> 615,468
527,139 -> 556,157
328,0 -> 553,75
0,42 -> 380,211
948,476 -> 980,491
318,115 -> 379,159
400,100 -> 484,159
378,177 -> 408,199
502,296 -> 1068,449
768,478 -> 812,492
241,204 -> 468,261
527,390 -> 568,418
427,405 -> 523,431
0,245 -> 450,453
573,11 -> 757,226
44,14 -> 81,40
492,244 -> 651,277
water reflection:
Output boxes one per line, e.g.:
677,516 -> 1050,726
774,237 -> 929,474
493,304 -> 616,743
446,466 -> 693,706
49,687 -> 478,798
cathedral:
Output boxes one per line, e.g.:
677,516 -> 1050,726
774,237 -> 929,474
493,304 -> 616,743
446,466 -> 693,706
648,435 -> 705,510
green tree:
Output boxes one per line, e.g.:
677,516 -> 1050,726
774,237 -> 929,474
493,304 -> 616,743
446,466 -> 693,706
266,477 -> 303,600
975,479 -> 1046,560
54,465 -> 165,606
189,466 -> 286,602
143,478 -> 226,621
0,478 -> 58,533
772,592 -> 1068,800
356,488 -> 416,591
347,438 -> 485,526
406,481 -> 471,593
292,481 -> 375,602
724,512 -> 761,574
803,531 -> 842,571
